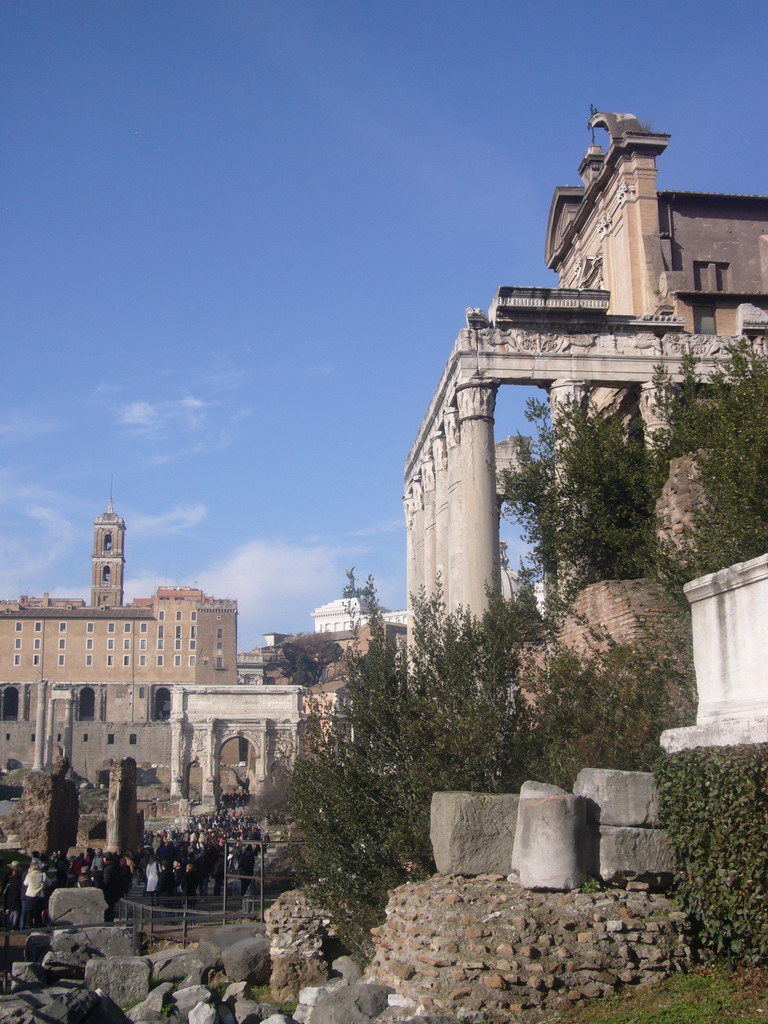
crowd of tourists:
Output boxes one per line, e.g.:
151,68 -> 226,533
220,789 -> 250,808
2,847 -> 141,929
1,808 -> 278,930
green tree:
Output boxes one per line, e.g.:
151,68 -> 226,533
501,397 -> 659,606
289,588 -> 540,958
652,340 -> 768,590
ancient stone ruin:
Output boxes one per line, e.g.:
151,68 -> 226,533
4,757 -> 78,854
106,756 -> 142,852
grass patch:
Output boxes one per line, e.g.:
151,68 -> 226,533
553,966 -> 768,1023
249,982 -> 298,1016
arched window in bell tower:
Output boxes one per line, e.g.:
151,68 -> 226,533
104,532 -> 112,552
102,565 -> 111,584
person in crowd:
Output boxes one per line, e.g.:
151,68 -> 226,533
101,853 -> 123,922
20,860 -> 46,929
3,866 -> 22,929
144,851 -> 160,902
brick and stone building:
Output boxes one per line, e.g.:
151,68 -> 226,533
0,504 -> 302,813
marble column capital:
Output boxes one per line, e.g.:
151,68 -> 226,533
444,408 -> 461,449
421,454 -> 435,492
456,380 -> 499,422
431,432 -> 447,473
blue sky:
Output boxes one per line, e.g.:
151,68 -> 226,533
1,0 -> 766,647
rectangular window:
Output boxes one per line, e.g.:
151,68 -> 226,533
216,656 -> 223,670
83,733 -> 88,742
190,626 -> 197,639
33,637 -> 41,650
33,654 -> 40,666
140,638 -> 147,650
157,639 -> 164,650
108,622 -> 115,633
14,638 -> 21,650
123,655 -> 130,666
123,638 -> 130,650
107,734 -> 114,745
107,655 -> 113,667
34,621 -> 42,632
58,654 -> 65,666
175,639 -> 182,651
217,641 -> 222,650
174,655 -> 181,666
139,655 -> 146,667
189,656 -> 196,667
217,628 -> 223,639
85,655 -> 93,667
86,638 -> 93,650
138,686 -> 145,698
140,622 -> 148,633
15,622 -> 22,632
158,626 -> 164,639
189,639 -> 196,650
158,611 -> 165,621
694,304 -> 716,333
86,622 -> 94,633
107,639 -> 114,650
124,622 -> 131,633
191,611 -> 197,621
157,655 -> 164,666
175,625 -> 182,638
59,622 -> 66,632
58,638 -> 65,650
176,611 -> 182,621
13,654 -> 20,666
129,734 -> 137,744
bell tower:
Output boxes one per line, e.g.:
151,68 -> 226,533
90,498 -> 126,607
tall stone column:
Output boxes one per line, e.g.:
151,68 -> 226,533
432,432 -> 448,597
445,407 -> 463,612
32,679 -> 48,771
405,477 -> 425,618
456,380 -> 501,616
61,692 -> 74,772
639,381 -> 670,445
169,690 -> 184,799
202,720 -> 216,808
421,455 -> 437,597
549,379 -> 588,424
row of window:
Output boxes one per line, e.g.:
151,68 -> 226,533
0,684 -> 173,722
13,611 -> 200,632
11,653 -> 197,668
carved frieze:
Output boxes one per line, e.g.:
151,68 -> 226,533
456,382 -> 497,422
480,329 -> 734,361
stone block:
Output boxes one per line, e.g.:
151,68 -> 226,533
511,782 -> 568,874
172,985 -> 213,1020
41,949 -> 86,980
48,887 -> 107,926
517,793 -> 588,891
311,984 -> 394,1024
573,769 -> 658,826
222,981 -> 253,1005
430,791 -> 519,876
85,957 -> 152,1009
10,960 -> 46,986
52,926 -> 133,961
221,935 -> 271,985
16,984 -> 100,1024
24,931 -> 51,963
188,1005 -> 218,1024
86,989 -> 133,1024
261,1017 -> 295,1024
331,955 -> 362,984
196,924 -> 266,970
599,826 -> 674,884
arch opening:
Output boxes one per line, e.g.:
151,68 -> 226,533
78,686 -> 95,722
2,687 -> 19,721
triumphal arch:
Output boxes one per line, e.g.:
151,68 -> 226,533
404,111 -> 768,616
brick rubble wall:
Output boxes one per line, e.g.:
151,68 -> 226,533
365,874 -> 691,1021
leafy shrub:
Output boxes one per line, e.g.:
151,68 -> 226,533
656,744 -> 768,963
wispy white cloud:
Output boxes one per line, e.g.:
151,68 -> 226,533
196,539 -> 343,646
119,401 -> 161,428
131,504 -> 208,536
116,395 -> 213,435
